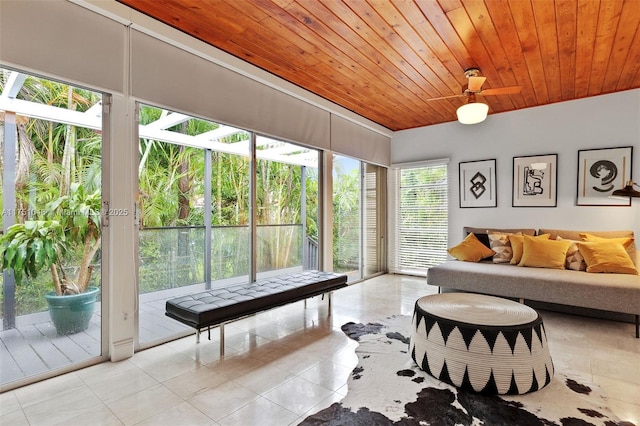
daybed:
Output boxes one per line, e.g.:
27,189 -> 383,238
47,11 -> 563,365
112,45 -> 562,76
427,227 -> 640,337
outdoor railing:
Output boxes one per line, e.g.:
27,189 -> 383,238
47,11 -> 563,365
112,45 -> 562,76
138,224 -> 317,293
1,224 -> 319,328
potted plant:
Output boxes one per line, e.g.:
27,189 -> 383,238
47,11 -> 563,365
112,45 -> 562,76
0,183 -> 101,335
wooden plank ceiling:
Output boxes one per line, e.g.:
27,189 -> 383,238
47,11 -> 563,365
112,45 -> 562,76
117,0 -> 640,131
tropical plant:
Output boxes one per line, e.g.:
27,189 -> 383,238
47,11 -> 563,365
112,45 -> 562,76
0,182 -> 101,296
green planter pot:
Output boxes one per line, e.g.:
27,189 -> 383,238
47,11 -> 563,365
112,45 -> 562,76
44,286 -> 100,335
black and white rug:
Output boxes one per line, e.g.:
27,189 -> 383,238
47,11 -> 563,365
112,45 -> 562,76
300,315 -> 635,426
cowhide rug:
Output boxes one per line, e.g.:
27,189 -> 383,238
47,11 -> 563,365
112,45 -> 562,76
300,315 -> 635,426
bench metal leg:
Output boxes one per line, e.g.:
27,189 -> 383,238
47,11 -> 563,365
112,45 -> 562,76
196,328 -> 200,343
328,292 -> 332,316
220,323 -> 225,357
636,315 -> 639,338
304,299 -> 307,309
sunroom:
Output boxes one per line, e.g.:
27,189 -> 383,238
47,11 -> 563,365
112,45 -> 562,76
0,64 -> 401,389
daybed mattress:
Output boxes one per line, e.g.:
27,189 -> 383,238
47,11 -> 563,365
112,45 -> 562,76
427,261 -> 640,316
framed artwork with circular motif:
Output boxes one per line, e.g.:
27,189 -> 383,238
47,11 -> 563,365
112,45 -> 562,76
577,146 -> 633,206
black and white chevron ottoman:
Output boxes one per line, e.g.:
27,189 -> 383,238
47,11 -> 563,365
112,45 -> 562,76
410,293 -> 554,395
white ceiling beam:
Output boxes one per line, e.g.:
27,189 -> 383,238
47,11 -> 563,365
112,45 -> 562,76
141,127 -> 317,167
257,149 -> 317,167
256,136 -> 283,147
0,97 -> 102,129
195,125 -> 244,141
140,126 -> 249,156
1,71 -> 27,99
84,101 -> 102,118
226,139 -> 250,152
143,112 -> 191,130
259,144 -> 307,155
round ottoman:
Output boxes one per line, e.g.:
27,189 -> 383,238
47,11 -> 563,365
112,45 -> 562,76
410,293 -> 553,395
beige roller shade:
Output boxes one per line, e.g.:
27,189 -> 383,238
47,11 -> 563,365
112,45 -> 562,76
0,0 -> 125,93
130,30 -> 330,150
330,115 -> 390,167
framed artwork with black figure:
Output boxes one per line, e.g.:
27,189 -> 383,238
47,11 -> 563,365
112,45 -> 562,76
577,146 -> 633,206
512,154 -> 557,207
459,159 -> 497,208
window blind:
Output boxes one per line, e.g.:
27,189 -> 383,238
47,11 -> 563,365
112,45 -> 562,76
389,159 -> 448,276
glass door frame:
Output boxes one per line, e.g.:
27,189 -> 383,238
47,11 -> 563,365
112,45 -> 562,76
0,70 -> 110,391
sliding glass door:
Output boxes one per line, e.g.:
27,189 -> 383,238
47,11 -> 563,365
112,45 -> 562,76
136,105 -> 320,347
136,105 -> 252,345
364,163 -> 385,277
333,155 -> 385,282
256,136 -> 319,277
0,68 -> 105,388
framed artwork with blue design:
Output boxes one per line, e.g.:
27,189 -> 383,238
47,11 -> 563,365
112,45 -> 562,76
512,154 -> 558,207
459,159 -> 497,208
577,146 -> 632,206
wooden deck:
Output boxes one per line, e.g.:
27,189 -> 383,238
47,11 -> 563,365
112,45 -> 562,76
0,286 -> 196,388
0,309 -> 102,386
0,271 -> 303,388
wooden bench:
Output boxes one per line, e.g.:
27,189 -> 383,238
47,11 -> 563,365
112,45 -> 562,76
165,270 -> 348,355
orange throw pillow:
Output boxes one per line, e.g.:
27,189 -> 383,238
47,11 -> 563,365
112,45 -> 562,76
518,236 -> 572,269
578,233 -> 634,248
448,233 -> 495,262
509,233 -> 549,265
576,241 -> 638,274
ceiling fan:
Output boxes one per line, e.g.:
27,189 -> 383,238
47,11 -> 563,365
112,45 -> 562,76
428,68 -> 522,124
428,68 -> 522,101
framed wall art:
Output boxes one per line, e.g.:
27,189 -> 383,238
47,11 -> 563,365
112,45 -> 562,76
512,154 -> 557,207
577,146 -> 633,206
459,159 -> 497,208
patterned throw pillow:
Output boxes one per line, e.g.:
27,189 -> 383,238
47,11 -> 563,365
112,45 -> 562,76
558,237 -> 586,271
487,231 -> 521,263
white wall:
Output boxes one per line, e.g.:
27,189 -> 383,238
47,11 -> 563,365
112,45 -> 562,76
392,90 -> 640,245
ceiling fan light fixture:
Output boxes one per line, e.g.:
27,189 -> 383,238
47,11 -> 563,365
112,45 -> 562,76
456,101 -> 488,125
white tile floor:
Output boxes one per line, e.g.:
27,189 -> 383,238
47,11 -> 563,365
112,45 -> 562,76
1,274 -> 638,425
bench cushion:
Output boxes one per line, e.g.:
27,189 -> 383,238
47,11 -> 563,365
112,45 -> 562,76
166,270 -> 347,329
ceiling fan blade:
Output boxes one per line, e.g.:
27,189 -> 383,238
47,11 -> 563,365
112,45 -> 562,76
481,86 -> 522,96
426,94 -> 465,101
467,76 -> 486,92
